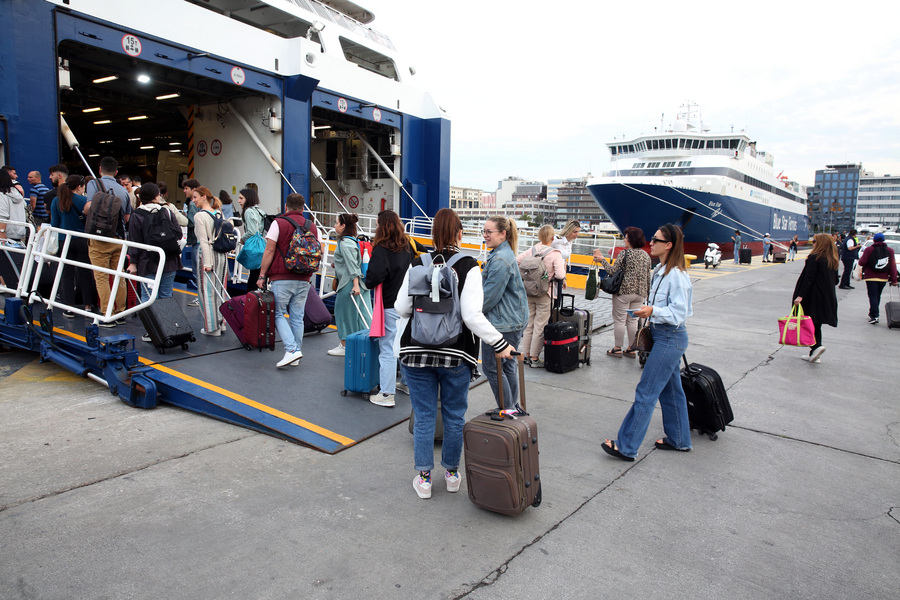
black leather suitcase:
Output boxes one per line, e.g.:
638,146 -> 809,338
139,297 -> 196,354
464,355 -> 541,516
739,248 -> 752,264
543,321 -> 580,373
886,288 -> 900,329
680,355 -> 733,440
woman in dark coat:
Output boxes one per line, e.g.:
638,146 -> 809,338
792,233 -> 839,363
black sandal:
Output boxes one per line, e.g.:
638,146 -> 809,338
602,439 -> 635,462
623,347 -> 637,358
654,438 -> 690,452
606,347 -> 623,358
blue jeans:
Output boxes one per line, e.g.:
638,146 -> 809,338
615,323 -> 691,458
402,363 -> 472,472
866,281 -> 887,319
377,308 -> 401,395
788,247 -> 796,261
481,329 -> 523,409
271,279 -> 310,353
140,270 -> 176,303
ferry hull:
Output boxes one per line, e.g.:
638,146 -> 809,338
587,182 -> 809,258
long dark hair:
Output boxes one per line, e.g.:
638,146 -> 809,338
0,169 -> 13,193
219,190 -> 232,205
373,210 -> 407,252
57,174 -> 84,213
240,188 -> 260,209
338,213 -> 359,239
659,223 -> 685,276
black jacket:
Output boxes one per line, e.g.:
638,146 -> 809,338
792,253 -> 838,327
364,239 -> 426,308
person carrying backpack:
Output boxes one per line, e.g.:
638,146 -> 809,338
238,188 -> 266,292
394,208 -> 516,500
857,232 -> 898,324
327,213 -> 370,357
126,183 -> 183,310
516,224 -> 565,367
192,186 -> 227,336
481,215 -> 528,409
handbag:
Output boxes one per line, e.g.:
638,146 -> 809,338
584,265 -> 599,300
370,283 -> 385,337
632,320 -> 653,352
778,304 -> 816,346
236,232 -> 265,270
599,251 -> 627,295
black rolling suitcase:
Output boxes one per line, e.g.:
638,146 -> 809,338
464,354 -> 541,516
680,355 -> 733,440
139,297 -> 196,354
886,287 -> 900,329
543,280 -> 589,371
739,247 -> 752,264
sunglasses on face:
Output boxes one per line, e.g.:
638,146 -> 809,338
650,237 -> 669,244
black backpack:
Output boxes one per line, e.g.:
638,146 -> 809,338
85,179 -> 122,238
203,210 -> 238,253
143,206 -> 182,258
869,244 -> 891,273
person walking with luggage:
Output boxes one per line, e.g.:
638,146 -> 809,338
238,188 -> 266,293
364,210 -> 417,407
602,223 -> 693,461
50,175 -> 97,316
328,213 -> 370,357
257,193 -> 318,367
192,186 -> 227,336
125,183 -> 183,304
481,215 -> 529,409
732,230 -> 742,264
516,224 -> 565,367
592,226 -> 652,358
838,229 -> 860,289
857,232 -> 898,325
551,219 -> 581,262
395,208 -> 515,499
792,233 -> 839,363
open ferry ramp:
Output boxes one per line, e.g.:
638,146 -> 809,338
1,251 -> 898,599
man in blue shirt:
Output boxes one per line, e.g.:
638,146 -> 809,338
85,157 -> 132,225
27,171 -> 50,224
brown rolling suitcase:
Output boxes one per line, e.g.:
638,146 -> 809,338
463,354 -> 541,516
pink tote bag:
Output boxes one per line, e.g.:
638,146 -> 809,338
370,284 -> 385,337
778,305 -> 815,346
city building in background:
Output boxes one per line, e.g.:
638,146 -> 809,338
555,175 -> 611,230
505,182 -> 552,225
856,172 -> 900,231
807,163 -> 861,233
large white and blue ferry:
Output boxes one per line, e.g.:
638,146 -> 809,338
0,0 -> 449,221
587,104 -> 809,258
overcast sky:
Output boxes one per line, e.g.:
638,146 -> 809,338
364,0 -> 900,192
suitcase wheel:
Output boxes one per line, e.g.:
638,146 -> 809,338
532,484 -> 542,507
181,343 -> 189,351
244,344 -> 252,351
157,347 -> 165,355
707,432 -> 718,441
363,393 -> 370,401
340,390 -> 348,397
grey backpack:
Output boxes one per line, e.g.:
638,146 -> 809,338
407,252 -> 467,348
519,247 -> 554,296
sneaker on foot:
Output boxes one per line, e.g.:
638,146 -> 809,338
370,393 -> 395,407
414,472 -> 432,499
395,383 -> 409,395
445,470 -> 461,493
277,350 -> 303,367
809,346 -> 826,362
327,344 -> 345,356
869,317 -> 879,324
188,299 -> 200,307
98,321 -> 116,328
115,318 -> 126,325
62,310 -> 76,319
200,328 -> 222,336
529,358 -> 545,368
141,333 -> 152,342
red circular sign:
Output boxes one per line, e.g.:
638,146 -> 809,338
211,139 -> 222,156
348,195 -> 359,209
122,34 -> 142,57
197,140 -> 208,157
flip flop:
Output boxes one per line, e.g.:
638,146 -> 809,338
602,439 -> 635,462
623,348 -> 637,358
654,439 -> 690,452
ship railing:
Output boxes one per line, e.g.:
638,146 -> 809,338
3,222 -> 165,323
287,0 -> 396,51
0,219 -> 37,297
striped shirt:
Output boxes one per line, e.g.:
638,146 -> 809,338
29,183 -> 50,219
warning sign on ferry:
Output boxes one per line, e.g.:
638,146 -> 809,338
348,195 -> 359,209
211,139 -> 222,156
122,35 -> 142,57
197,140 -> 208,157
338,98 -> 348,113
372,108 -> 382,122
231,67 -> 246,86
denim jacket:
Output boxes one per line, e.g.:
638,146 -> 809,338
481,240 -> 529,332
648,264 -> 693,327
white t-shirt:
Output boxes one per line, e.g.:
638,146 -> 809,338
265,218 -> 318,242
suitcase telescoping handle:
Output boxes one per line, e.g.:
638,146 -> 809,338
493,351 -> 526,414
204,270 -> 232,303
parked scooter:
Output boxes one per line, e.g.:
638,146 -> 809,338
704,242 -> 722,268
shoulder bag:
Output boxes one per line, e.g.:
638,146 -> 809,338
599,250 -> 627,295
632,266 -> 665,352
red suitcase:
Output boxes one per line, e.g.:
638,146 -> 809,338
219,291 -> 277,351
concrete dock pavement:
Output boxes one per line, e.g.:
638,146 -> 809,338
1,253 -> 898,599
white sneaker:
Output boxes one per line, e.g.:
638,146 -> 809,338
277,350 -> 303,367
809,346 -> 826,362
327,344 -> 345,356
200,328 -> 222,336
413,473 -> 432,499
445,470 -> 461,493
188,299 -> 200,307
395,383 -> 409,395
370,393 -> 395,407
141,333 -> 152,343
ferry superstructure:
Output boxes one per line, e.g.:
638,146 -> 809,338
586,105 -> 809,257
0,0 -> 449,221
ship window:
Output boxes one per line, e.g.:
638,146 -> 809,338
185,0 -> 316,39
339,37 -> 399,80
629,145 -> 635,153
